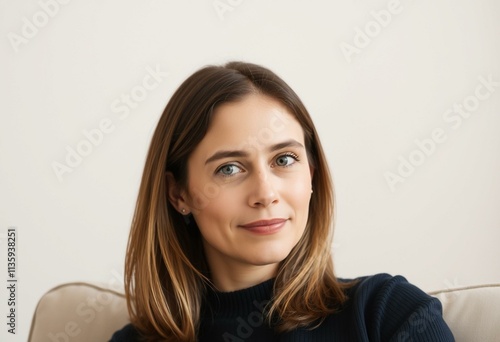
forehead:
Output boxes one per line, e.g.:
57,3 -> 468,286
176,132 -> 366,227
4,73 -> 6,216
198,94 -> 304,153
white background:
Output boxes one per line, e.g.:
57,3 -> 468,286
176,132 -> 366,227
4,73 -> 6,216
1,0 -> 499,340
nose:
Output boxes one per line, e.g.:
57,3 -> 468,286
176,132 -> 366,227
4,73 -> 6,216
247,167 -> 279,208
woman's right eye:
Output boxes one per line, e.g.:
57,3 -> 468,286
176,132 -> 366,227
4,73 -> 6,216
216,164 -> 243,177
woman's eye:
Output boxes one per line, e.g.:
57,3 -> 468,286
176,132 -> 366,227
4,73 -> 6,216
275,153 -> 299,167
216,164 -> 242,177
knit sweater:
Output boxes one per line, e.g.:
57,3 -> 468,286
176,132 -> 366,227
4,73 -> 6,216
110,273 -> 455,341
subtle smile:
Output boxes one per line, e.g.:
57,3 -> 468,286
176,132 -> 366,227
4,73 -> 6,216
238,218 -> 288,235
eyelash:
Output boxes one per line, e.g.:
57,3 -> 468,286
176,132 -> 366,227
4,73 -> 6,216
215,152 -> 300,178
274,152 -> 300,168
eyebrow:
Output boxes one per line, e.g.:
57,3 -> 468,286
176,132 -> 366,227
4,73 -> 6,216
205,139 -> 305,165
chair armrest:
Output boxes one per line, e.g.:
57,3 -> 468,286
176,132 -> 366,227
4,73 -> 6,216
430,283 -> 500,342
29,282 -> 129,342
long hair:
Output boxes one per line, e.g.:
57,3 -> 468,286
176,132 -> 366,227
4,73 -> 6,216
125,61 -> 350,341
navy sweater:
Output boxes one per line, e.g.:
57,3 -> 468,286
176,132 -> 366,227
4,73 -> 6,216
110,273 -> 454,341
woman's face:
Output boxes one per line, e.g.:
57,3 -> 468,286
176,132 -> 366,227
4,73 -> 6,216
180,94 -> 313,288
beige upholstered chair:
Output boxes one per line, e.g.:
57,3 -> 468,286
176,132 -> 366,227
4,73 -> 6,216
29,281 -> 500,341
29,283 -> 129,342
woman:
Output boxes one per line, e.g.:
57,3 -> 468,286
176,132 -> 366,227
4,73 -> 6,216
110,61 -> 454,341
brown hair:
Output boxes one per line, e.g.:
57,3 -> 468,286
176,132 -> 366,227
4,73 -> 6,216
125,61 -> 350,341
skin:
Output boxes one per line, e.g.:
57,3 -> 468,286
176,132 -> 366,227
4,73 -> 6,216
168,93 -> 313,292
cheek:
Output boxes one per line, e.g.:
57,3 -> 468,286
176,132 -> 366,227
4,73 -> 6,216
287,175 -> 312,206
186,181 -> 226,215
288,177 -> 312,233
188,184 -> 239,227
189,191 -> 242,250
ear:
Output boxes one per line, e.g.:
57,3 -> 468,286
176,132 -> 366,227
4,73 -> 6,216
166,172 -> 190,215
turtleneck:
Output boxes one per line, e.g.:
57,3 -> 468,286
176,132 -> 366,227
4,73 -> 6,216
204,278 -> 274,315
198,278 -> 276,341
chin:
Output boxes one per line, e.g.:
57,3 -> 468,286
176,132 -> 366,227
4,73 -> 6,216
247,247 -> 293,266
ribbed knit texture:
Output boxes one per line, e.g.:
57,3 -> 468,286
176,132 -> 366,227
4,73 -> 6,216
110,273 -> 455,341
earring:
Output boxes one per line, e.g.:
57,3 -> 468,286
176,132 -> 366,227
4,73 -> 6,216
311,189 -> 314,194
182,209 -> 191,225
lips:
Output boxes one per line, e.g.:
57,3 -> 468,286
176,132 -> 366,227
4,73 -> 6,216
238,218 -> 287,234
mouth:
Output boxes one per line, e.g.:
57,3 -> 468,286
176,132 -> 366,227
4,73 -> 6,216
238,218 -> 288,235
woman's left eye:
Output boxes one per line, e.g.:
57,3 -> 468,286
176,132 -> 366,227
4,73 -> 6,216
275,153 -> 299,167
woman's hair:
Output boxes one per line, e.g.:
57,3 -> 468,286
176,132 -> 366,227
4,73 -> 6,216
125,61 -> 350,341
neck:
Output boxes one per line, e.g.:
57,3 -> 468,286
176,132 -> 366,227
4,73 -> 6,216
214,265 -> 278,292
204,250 -> 279,292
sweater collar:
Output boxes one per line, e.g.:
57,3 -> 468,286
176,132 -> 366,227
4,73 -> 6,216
203,278 -> 275,317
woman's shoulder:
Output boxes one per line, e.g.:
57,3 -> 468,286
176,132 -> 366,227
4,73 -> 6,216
109,323 -> 140,342
334,273 -> 455,341
341,272 -> 415,290
340,273 -> 437,313
340,272 -> 427,297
